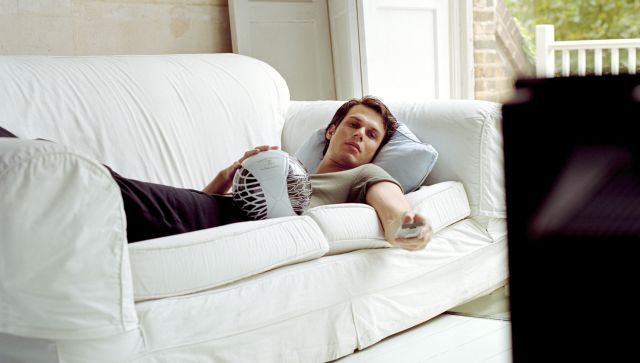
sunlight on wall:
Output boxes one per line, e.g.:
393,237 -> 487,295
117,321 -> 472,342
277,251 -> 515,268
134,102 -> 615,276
0,0 -> 232,55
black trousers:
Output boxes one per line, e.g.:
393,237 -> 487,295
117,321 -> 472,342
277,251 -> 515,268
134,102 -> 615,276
1,126 -> 249,243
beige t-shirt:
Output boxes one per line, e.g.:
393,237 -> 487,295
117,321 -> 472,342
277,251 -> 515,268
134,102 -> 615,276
309,164 -> 403,209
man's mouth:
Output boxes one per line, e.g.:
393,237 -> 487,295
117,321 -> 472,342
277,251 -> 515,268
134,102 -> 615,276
345,142 -> 360,152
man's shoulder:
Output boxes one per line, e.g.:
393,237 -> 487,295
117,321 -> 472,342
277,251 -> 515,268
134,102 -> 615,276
353,163 -> 381,171
312,164 -> 388,179
354,163 -> 390,178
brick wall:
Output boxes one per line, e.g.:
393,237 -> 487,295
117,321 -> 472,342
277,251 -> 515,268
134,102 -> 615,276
473,0 -> 534,102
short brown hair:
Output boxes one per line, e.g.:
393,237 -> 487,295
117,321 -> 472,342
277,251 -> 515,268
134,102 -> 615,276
322,96 -> 398,160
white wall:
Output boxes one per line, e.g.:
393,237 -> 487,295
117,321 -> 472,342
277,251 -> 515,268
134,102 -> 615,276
0,0 -> 232,55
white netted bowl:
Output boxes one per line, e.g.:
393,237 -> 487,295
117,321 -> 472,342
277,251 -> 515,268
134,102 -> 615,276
232,150 -> 312,220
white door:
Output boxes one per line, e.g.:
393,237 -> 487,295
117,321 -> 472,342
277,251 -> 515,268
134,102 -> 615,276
230,0 -> 473,101
229,0 -> 336,101
357,0 -> 448,101
330,0 -> 474,101
327,0 -> 363,100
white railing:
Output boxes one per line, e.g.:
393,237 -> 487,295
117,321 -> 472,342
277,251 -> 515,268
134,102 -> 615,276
536,24 -> 640,78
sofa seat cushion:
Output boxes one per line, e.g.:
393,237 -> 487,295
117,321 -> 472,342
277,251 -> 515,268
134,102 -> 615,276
128,216 -> 328,301
305,181 -> 470,255
132,219 -> 508,361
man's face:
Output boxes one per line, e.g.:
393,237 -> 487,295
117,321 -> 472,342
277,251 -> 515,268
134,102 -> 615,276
324,104 -> 385,169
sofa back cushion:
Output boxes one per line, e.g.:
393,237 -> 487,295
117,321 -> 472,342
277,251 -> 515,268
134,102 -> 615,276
392,100 -> 505,218
0,54 -> 290,189
283,100 -> 505,218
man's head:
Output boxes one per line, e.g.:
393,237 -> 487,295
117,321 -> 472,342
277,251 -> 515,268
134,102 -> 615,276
321,96 -> 398,169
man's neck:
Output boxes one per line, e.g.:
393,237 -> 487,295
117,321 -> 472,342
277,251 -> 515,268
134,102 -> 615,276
315,157 -> 351,174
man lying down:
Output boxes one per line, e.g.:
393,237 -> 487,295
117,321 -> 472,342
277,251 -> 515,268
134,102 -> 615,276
0,96 -> 432,251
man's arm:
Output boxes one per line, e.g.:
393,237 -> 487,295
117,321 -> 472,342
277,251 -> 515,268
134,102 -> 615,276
202,161 -> 241,195
202,145 -> 279,195
366,181 -> 432,251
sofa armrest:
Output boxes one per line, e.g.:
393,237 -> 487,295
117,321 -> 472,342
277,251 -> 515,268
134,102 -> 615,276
389,100 -> 505,218
305,181 -> 471,255
0,139 -> 137,340
406,181 -> 471,234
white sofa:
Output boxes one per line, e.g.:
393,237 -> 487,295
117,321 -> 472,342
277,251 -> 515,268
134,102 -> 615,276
0,53 -> 508,363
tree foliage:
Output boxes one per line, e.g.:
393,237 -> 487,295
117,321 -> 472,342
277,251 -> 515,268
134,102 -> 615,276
506,0 -> 640,39
505,0 -> 640,74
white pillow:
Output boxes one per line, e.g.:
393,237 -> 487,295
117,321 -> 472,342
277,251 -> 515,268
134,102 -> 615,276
294,122 -> 438,193
129,216 -> 329,301
304,181 -> 470,255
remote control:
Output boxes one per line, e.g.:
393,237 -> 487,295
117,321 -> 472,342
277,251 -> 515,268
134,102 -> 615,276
396,221 -> 425,239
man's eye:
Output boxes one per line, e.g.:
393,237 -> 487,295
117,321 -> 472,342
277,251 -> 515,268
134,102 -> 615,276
351,122 -> 358,128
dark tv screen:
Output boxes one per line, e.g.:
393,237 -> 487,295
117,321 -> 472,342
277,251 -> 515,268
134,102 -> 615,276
502,75 -> 640,362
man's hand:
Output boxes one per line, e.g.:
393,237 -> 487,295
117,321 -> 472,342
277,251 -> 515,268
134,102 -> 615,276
385,211 -> 433,251
203,145 -> 279,195
366,181 -> 433,252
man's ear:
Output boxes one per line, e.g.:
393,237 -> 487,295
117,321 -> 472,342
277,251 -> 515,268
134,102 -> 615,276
325,124 -> 336,140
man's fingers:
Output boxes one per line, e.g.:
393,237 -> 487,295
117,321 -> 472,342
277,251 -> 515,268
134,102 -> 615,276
412,214 -> 432,237
394,219 -> 431,251
396,239 -> 424,247
395,242 -> 425,251
239,149 -> 259,163
413,213 -> 426,223
239,145 -> 280,163
417,224 -> 432,240
393,238 -> 424,248
401,211 -> 414,225
242,149 -> 259,157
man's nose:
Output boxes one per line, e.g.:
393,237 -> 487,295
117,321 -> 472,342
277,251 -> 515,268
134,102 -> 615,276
353,128 -> 364,140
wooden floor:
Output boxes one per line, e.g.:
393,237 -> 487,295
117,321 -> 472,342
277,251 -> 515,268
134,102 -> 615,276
336,287 -> 512,363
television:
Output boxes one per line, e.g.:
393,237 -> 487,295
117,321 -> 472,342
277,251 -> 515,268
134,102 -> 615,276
502,74 -> 640,362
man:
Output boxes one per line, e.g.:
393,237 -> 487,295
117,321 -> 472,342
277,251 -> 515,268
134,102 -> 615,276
203,96 -> 432,251
1,97 -> 432,250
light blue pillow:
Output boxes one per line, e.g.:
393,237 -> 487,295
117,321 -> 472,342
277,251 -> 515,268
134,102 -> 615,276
294,122 -> 438,193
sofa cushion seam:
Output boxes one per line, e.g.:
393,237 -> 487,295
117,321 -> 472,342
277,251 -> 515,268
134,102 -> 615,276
130,218 -> 324,252
134,248 -> 326,299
